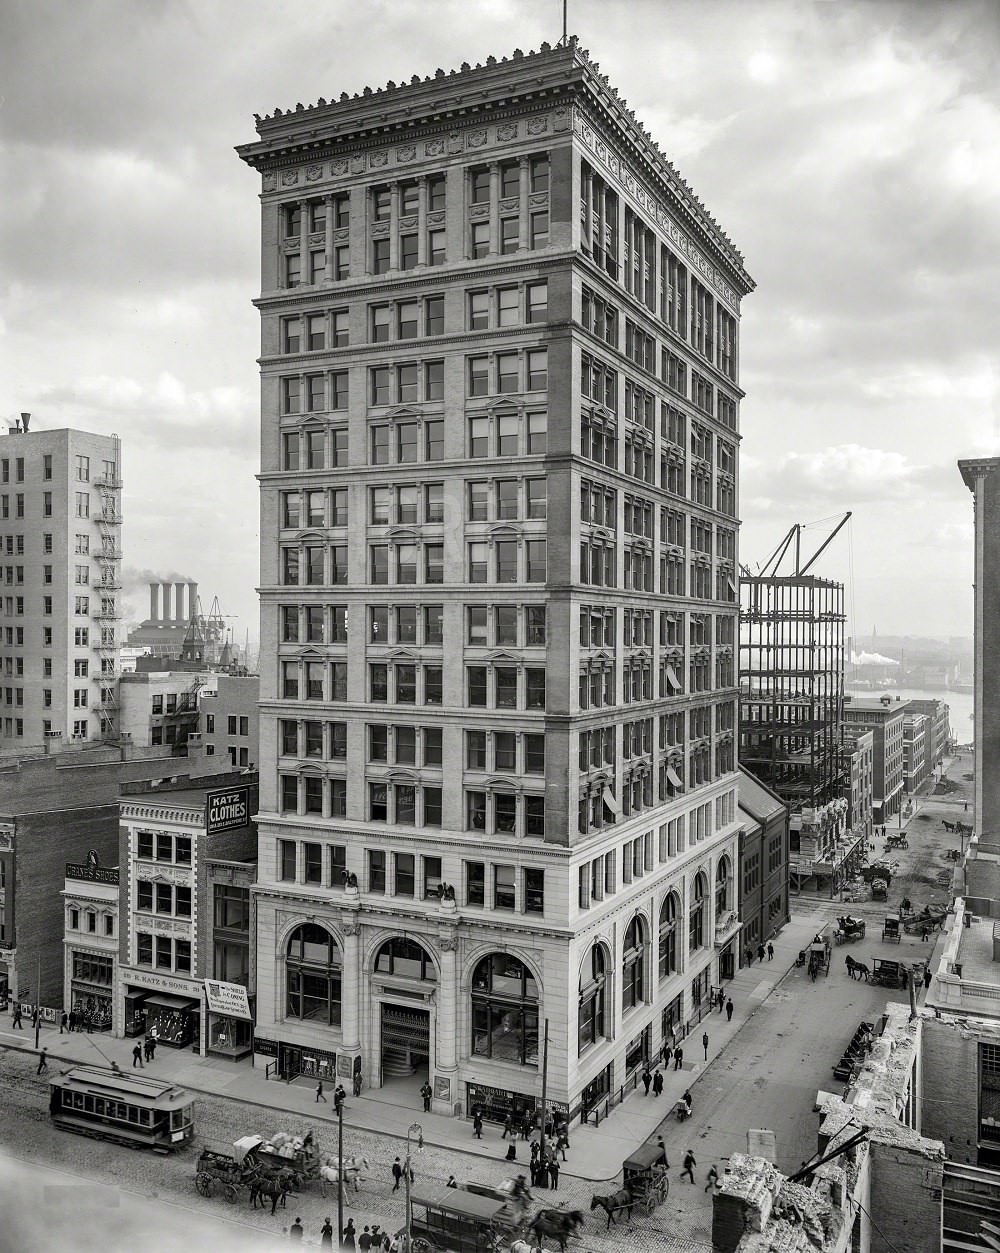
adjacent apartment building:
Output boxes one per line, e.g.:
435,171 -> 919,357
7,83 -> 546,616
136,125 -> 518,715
238,38 -> 754,1120
0,416 -> 123,749
842,697 -> 907,826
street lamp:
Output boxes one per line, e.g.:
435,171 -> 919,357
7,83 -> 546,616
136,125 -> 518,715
405,1121 -> 423,1253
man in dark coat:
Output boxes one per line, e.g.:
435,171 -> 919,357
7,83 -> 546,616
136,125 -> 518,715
726,998 -> 734,1022
391,1158 -> 402,1192
420,1081 -> 432,1112
652,1070 -> 664,1097
641,1067 -> 652,1095
673,1045 -> 683,1071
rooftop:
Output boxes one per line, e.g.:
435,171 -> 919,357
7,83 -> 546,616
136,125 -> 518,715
738,769 -> 789,824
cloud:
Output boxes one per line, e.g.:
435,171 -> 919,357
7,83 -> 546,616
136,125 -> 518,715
743,444 -> 953,508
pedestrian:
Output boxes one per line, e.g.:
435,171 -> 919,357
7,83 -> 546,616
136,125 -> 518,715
556,1130 -> 569,1161
673,1046 -> 683,1071
656,1136 -> 669,1169
320,1218 -> 334,1249
342,1219 -> 356,1251
767,942 -> 774,961
334,1083 -> 346,1114
358,1227 -> 372,1253
473,1109 -> 483,1139
391,1158 -> 402,1192
501,1114 -> 513,1139
521,1112 -> 533,1141
725,998 -> 734,1022
60,1011 -> 67,1035
746,946 -> 754,966
11,1004 -> 22,1030
148,1036 -> 156,1061
132,1043 -> 143,1069
964,801 -> 969,812
549,1158 -> 559,1189
420,1081 -> 432,1112
652,1069 -> 664,1097
353,1070 -> 363,1098
681,1150 -> 697,1184
717,988 -> 725,1011
757,944 -> 765,964
36,1048 -> 48,1075
68,1009 -> 77,1033
289,1218 -> 304,1241
143,1037 -> 153,1063
446,1175 -> 457,1189
316,1080 -> 328,1103
529,1158 -> 538,1188
641,1067 -> 652,1095
381,1234 -> 392,1253
705,1164 -> 720,1192
505,1143 -> 517,1162
923,967 -> 932,990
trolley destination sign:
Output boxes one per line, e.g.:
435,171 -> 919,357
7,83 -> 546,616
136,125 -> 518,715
205,786 -> 252,834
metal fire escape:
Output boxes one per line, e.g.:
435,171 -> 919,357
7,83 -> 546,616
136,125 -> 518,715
91,436 -> 123,742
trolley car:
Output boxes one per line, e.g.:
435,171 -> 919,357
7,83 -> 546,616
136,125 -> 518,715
49,1065 -> 195,1153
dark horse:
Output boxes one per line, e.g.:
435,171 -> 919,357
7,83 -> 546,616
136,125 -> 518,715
249,1169 -> 295,1216
589,1188 -> 634,1230
845,955 -> 870,981
529,1209 -> 585,1252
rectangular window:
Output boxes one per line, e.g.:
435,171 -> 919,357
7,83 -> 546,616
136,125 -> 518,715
368,849 -> 386,893
279,839 -> 297,881
466,861 -> 485,906
394,853 -> 415,897
494,864 -> 516,910
524,868 -> 544,914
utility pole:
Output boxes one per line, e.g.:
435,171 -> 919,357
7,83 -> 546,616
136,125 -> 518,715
337,1103 -> 344,1249
34,952 -> 41,1050
405,1122 -> 422,1253
539,1019 -> 550,1165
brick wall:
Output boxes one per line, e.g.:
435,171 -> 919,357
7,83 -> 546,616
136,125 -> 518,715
869,1139 -> 943,1253
921,1015 -> 980,1163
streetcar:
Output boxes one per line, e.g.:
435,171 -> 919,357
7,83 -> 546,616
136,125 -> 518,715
49,1065 -> 195,1153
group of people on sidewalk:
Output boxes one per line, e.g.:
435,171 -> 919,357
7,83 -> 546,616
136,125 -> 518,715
291,1215 -> 397,1250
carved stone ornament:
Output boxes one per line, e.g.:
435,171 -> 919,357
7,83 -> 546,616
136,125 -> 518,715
369,150 -> 388,168
496,122 -> 518,142
438,931 -> 458,952
527,116 -> 549,135
350,156 -> 365,175
499,196 -> 519,213
333,228 -> 350,243
467,128 -> 488,149
396,144 -> 417,162
398,214 -> 418,229
309,232 -> 324,246
426,210 -> 445,226
448,132 -> 464,154
528,192 -> 548,207
263,173 -> 277,192
306,164 -> 323,181
281,169 -> 300,186
331,159 -> 349,177
371,221 -> 390,238
342,919 -> 360,937
425,138 -> 446,157
469,203 -> 489,220
553,105 -> 571,131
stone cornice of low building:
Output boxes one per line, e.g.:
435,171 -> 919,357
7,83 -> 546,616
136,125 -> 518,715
958,456 -> 1000,493
120,800 -> 204,827
236,39 -> 752,296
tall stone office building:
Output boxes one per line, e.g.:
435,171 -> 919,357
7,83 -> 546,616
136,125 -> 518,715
238,39 -> 753,1121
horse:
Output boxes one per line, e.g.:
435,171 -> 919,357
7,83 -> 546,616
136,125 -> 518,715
589,1188 -> 634,1230
943,820 -> 956,833
510,1241 -> 542,1253
319,1155 -> 370,1199
249,1170 -> 294,1216
845,955 -> 869,981
529,1210 -> 585,1252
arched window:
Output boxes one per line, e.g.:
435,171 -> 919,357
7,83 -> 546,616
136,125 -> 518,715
286,923 -> 342,1026
658,893 -> 679,980
375,937 -> 436,982
578,945 -> 607,1055
688,873 -> 707,952
622,916 -> 646,1012
716,857 -> 730,916
471,954 -> 538,1065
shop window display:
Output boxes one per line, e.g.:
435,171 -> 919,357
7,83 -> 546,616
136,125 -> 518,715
471,953 -> 539,1066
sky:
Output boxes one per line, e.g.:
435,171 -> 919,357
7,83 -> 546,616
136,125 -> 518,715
2,0 -> 998,646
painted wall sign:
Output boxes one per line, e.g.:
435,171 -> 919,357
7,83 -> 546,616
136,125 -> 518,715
205,787 -> 250,834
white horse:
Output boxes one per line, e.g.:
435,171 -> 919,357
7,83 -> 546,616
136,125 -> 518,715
319,1155 -> 370,1201
510,1240 -> 542,1253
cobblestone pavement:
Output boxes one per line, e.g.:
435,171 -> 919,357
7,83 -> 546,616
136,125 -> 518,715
0,1049 -> 712,1252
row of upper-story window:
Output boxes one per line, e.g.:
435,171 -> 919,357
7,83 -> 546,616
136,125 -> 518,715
581,349 -> 737,437
582,479 -> 736,552
0,596 -> 115,623
67,906 -> 115,937
578,702 -> 736,764
1,532 -> 113,559
580,162 -> 739,382
0,454 -> 114,484
272,835 -> 547,914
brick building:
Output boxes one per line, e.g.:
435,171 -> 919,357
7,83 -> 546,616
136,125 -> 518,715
115,772 -> 257,1056
0,416 -> 123,749
237,39 -> 753,1119
61,856 -> 119,1030
736,768 -> 788,963
842,697 -> 907,826
185,672 -> 260,770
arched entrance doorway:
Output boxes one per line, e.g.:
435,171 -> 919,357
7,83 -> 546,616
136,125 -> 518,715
373,937 -> 437,1087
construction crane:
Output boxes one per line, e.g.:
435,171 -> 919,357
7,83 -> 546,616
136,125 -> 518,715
743,512 -> 852,580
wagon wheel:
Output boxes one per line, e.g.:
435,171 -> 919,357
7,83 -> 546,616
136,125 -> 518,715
411,1239 -> 432,1253
195,1172 -> 215,1197
223,1183 -> 240,1204
659,1175 -> 670,1203
644,1192 -> 657,1215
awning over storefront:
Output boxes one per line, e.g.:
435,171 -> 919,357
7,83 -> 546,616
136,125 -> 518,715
143,992 -> 199,1011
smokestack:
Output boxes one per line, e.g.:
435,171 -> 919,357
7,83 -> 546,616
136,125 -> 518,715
174,581 -> 187,623
20,413 -> 30,433
160,582 -> 173,622
149,583 -> 160,622
188,582 -> 199,619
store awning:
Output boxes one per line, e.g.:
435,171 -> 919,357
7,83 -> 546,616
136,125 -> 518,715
143,992 -> 199,1011
666,765 -> 684,789
665,666 -> 682,692
601,785 -> 621,816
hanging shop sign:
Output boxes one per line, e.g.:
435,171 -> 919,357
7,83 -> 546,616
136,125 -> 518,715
203,979 -> 252,1020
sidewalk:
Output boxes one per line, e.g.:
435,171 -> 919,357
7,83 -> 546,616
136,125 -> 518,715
0,907 -> 829,1184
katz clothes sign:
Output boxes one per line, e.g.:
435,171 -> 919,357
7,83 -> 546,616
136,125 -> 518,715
205,787 -> 250,834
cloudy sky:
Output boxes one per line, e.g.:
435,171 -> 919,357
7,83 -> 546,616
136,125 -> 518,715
3,0 -> 997,645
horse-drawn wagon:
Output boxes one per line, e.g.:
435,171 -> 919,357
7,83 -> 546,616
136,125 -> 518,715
808,936 -> 831,980
871,958 -> 907,989
194,1141 -> 255,1203
882,915 -> 901,943
900,903 -> 947,934
622,1144 -> 670,1214
833,916 -> 866,944
885,833 -> 908,849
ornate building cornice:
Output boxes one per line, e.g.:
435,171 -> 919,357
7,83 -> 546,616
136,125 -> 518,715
958,456 -> 1000,494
